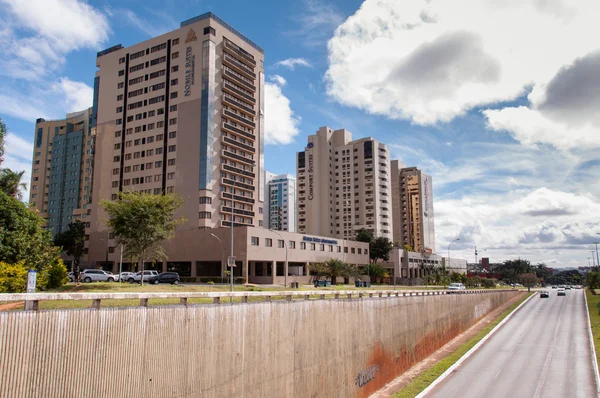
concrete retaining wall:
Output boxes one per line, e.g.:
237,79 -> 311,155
0,291 -> 518,398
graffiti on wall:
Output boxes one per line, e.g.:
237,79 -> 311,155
355,364 -> 379,387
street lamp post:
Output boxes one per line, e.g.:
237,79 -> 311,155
594,237 -> 600,272
210,233 -> 225,284
118,244 -> 123,282
270,229 -> 288,288
591,251 -> 597,270
447,238 -> 460,272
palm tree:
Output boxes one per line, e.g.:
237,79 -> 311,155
0,118 -> 6,166
0,169 -> 27,200
312,259 -> 358,285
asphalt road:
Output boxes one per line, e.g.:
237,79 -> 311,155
425,289 -> 598,398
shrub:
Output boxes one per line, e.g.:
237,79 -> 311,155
40,259 -> 69,290
234,277 -> 246,284
0,261 -> 28,293
480,278 -> 496,288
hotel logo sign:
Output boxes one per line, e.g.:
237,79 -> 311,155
185,29 -> 197,43
184,41 -> 196,97
307,153 -> 314,200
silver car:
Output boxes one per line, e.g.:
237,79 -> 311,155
81,269 -> 117,283
118,272 -> 136,282
448,283 -> 466,291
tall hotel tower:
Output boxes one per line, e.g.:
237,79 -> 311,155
87,13 -> 265,261
296,127 -> 392,241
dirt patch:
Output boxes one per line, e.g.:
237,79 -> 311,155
0,302 -> 23,311
371,291 -> 527,398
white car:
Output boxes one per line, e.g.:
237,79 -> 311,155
81,269 -> 117,283
129,270 -> 159,283
448,283 -> 466,292
557,288 -> 566,296
118,272 -> 136,282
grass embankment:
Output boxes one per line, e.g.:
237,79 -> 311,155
393,291 -> 532,398
585,289 -> 600,370
1,283 -> 448,311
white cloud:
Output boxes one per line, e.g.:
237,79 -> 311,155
2,133 -> 33,197
287,0 -> 345,47
269,75 -> 287,86
275,58 -> 312,70
0,0 -> 110,79
264,82 -> 301,145
326,0 -> 600,128
52,78 -> 94,113
120,9 -> 177,38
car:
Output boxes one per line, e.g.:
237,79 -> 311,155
574,285 -> 582,289
551,285 -> 557,289
147,272 -> 180,285
557,288 -> 566,296
565,285 -> 572,290
118,272 -> 136,282
129,270 -> 159,283
539,290 -> 550,298
68,272 -> 74,282
447,283 -> 466,292
81,269 -> 117,283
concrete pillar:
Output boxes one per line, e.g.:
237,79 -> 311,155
243,259 -> 249,282
271,261 -> 277,284
162,260 -> 167,273
191,261 -> 197,277
250,261 -> 256,277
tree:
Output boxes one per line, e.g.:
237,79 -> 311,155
370,237 -> 393,263
311,259 -> 358,285
492,259 -> 533,284
0,169 -> 27,200
54,220 -> 86,272
534,263 -> 552,285
101,192 -> 185,285
0,118 -> 6,166
450,272 -> 463,283
0,191 -> 68,290
403,244 -> 413,252
586,272 -> 600,290
519,273 -> 540,292
355,228 -> 373,243
361,263 -> 387,283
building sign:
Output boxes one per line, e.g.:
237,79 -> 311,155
303,236 -> 337,245
184,30 -> 196,97
423,248 -> 433,254
307,153 -> 314,200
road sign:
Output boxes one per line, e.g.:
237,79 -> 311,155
26,270 -> 37,293
227,256 -> 237,267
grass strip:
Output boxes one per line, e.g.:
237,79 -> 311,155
585,289 -> 600,370
393,291 -> 532,398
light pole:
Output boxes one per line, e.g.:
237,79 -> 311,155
588,258 -> 592,268
210,233 -> 225,284
591,251 -> 596,270
118,244 -> 123,282
447,238 -> 460,272
270,229 -> 288,288
594,237 -> 600,272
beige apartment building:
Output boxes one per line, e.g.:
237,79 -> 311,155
296,127 -> 392,241
29,108 -> 95,237
86,12 -> 266,265
391,161 -> 436,253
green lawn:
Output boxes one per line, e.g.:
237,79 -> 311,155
585,289 -> 600,370
393,291 -> 532,398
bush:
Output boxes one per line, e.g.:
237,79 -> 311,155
0,261 -> 28,293
480,278 -> 497,288
234,277 -> 246,284
39,259 -> 68,290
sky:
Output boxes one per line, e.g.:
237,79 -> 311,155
1,0 -> 600,268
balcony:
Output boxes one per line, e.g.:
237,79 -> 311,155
222,109 -> 255,128
223,54 -> 255,79
223,69 -> 256,92
222,150 -> 255,165
221,163 -> 255,178
222,136 -> 255,153
221,177 -> 255,191
221,192 -> 255,206
223,95 -> 254,115
220,220 -> 253,228
223,80 -> 256,103
222,122 -> 255,140
224,40 -> 256,65
221,206 -> 255,217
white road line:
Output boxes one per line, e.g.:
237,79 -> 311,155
416,292 -> 535,398
584,290 -> 600,398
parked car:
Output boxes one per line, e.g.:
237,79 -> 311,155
81,269 -> 117,283
129,270 -> 159,283
147,272 -> 180,285
118,272 -> 136,282
447,283 -> 466,292
539,290 -> 550,298
551,285 -> 557,289
557,288 -> 566,296
68,272 -> 74,282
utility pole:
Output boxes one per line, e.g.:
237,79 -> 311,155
592,251 -> 596,270
594,239 -> 600,272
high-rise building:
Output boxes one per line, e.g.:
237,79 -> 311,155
87,12 -> 265,262
391,161 -> 435,253
296,126 -> 392,240
264,172 -> 296,232
29,108 -> 95,237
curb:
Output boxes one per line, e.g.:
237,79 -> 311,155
584,290 -> 600,398
415,292 -> 535,398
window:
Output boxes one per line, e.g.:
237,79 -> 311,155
171,78 -> 178,86
118,70 -> 124,76
358,248 -> 362,254
115,119 -> 122,125
129,76 -> 144,85
150,56 -> 166,66
251,237 -> 259,246
117,82 -> 124,89
265,238 -> 272,247
111,181 -> 118,188
155,161 -> 162,168
300,242 -> 306,250
337,246 -> 341,253
199,211 -> 211,219
115,131 -> 122,138
320,244 -> 325,251
167,172 -> 175,180
171,65 -> 179,73
130,50 -> 144,60
278,240 -> 284,248
113,156 -> 120,162
172,38 -> 179,46
310,243 -> 316,251
149,70 -> 165,79
150,43 -> 166,53
170,104 -> 178,112
167,158 -> 176,166
151,82 -> 165,91
203,26 -> 216,35
351,248 -> 355,254
172,52 -> 179,59
149,95 -> 165,104
117,94 -> 123,101
289,241 -> 296,249
168,145 -> 176,152
199,197 -> 212,204
129,63 -> 144,73
168,131 -> 176,139
169,118 -> 177,125
114,143 -> 121,150
170,92 -> 178,99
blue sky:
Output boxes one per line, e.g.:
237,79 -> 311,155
2,0 -> 600,267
